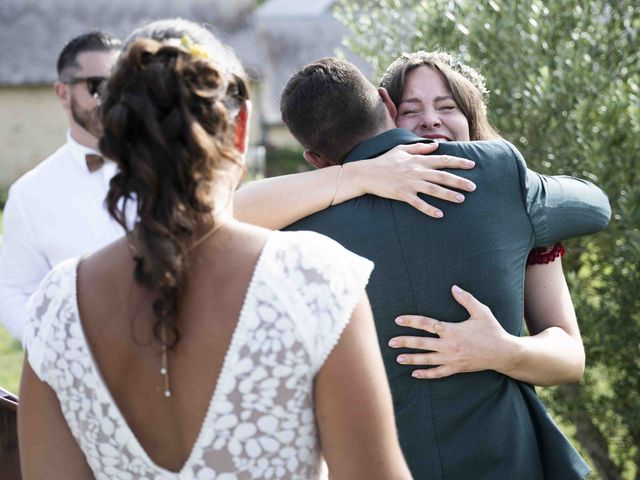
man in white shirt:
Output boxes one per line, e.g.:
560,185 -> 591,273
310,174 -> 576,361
0,32 -> 122,340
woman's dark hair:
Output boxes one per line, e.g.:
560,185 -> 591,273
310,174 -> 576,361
99,23 -> 249,349
380,51 -> 500,141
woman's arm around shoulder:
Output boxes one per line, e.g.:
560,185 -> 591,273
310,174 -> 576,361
314,293 -> 412,480
234,143 -> 476,229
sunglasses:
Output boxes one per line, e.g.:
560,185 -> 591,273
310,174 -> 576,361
63,76 -> 108,99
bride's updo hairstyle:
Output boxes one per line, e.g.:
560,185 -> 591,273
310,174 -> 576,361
100,19 -> 249,347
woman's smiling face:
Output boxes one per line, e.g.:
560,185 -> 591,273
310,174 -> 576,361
395,66 -> 471,142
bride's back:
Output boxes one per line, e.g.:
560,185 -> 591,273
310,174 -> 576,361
74,21 -> 261,471
77,222 -> 270,472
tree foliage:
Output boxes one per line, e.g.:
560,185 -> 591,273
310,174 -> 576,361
335,1 -> 640,478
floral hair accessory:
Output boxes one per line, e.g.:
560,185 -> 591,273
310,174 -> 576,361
180,35 -> 210,60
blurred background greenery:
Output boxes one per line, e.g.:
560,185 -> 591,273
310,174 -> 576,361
0,326 -> 22,394
336,0 -> 639,478
0,188 -> 23,394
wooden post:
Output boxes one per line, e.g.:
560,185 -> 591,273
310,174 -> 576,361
0,387 -> 21,480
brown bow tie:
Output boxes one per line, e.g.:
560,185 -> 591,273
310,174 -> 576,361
85,154 -> 105,173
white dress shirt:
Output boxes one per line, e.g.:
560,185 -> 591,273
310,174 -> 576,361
0,132 -> 124,341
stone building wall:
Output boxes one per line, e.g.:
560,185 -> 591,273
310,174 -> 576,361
0,86 -> 68,189
0,82 -> 281,190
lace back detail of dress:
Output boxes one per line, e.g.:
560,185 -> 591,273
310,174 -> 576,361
23,232 -> 372,479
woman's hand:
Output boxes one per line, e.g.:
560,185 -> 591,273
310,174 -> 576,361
388,285 -> 513,379
346,143 -> 477,218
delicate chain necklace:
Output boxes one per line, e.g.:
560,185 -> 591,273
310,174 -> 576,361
160,323 -> 171,397
158,221 -> 227,399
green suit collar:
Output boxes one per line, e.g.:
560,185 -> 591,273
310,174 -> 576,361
343,128 -> 432,163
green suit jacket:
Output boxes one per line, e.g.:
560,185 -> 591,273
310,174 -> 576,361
284,129 -> 610,479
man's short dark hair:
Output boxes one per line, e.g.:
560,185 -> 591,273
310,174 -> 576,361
280,58 -> 387,164
57,31 -> 122,78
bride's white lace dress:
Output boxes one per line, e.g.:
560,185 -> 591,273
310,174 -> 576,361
24,231 -> 373,480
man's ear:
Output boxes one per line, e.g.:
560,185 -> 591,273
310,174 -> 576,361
303,150 -> 333,169
54,81 -> 71,110
378,87 -> 397,120
234,100 -> 251,153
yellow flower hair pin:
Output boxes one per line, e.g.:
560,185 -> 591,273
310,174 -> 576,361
180,35 -> 210,60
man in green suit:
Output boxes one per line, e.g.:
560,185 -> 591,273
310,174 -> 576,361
281,57 -> 609,479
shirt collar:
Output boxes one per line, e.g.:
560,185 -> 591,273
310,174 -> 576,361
66,130 -> 103,172
343,128 -> 432,163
